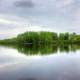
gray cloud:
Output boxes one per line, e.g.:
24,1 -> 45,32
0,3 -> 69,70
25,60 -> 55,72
14,0 -> 34,8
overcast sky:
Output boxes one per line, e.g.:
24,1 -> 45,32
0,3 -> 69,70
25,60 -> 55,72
0,0 -> 80,39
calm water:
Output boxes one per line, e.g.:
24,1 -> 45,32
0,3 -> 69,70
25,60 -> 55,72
0,45 -> 80,80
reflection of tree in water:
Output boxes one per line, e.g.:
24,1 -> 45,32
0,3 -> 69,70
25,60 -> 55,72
59,44 -> 70,53
17,44 -> 58,55
14,44 -> 80,55
0,44 -> 80,55
59,44 -> 80,53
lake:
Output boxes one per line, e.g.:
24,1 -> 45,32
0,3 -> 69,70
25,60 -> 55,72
0,44 -> 80,80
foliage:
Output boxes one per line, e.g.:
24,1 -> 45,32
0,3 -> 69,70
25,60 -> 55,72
0,31 -> 80,44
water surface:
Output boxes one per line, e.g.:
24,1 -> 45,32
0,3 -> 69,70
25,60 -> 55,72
0,45 -> 80,80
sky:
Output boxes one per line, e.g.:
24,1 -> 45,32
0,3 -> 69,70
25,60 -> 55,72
0,0 -> 80,39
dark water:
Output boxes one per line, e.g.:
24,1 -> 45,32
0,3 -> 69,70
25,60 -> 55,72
0,44 -> 80,80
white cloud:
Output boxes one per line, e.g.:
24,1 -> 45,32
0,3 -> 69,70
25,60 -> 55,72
0,18 -> 18,25
62,0 -> 73,6
0,0 -> 80,39
0,15 -> 52,39
74,9 -> 80,19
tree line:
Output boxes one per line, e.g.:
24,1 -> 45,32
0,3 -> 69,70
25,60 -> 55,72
0,31 -> 80,44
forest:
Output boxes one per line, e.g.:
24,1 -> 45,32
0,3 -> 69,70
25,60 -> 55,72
0,31 -> 80,45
